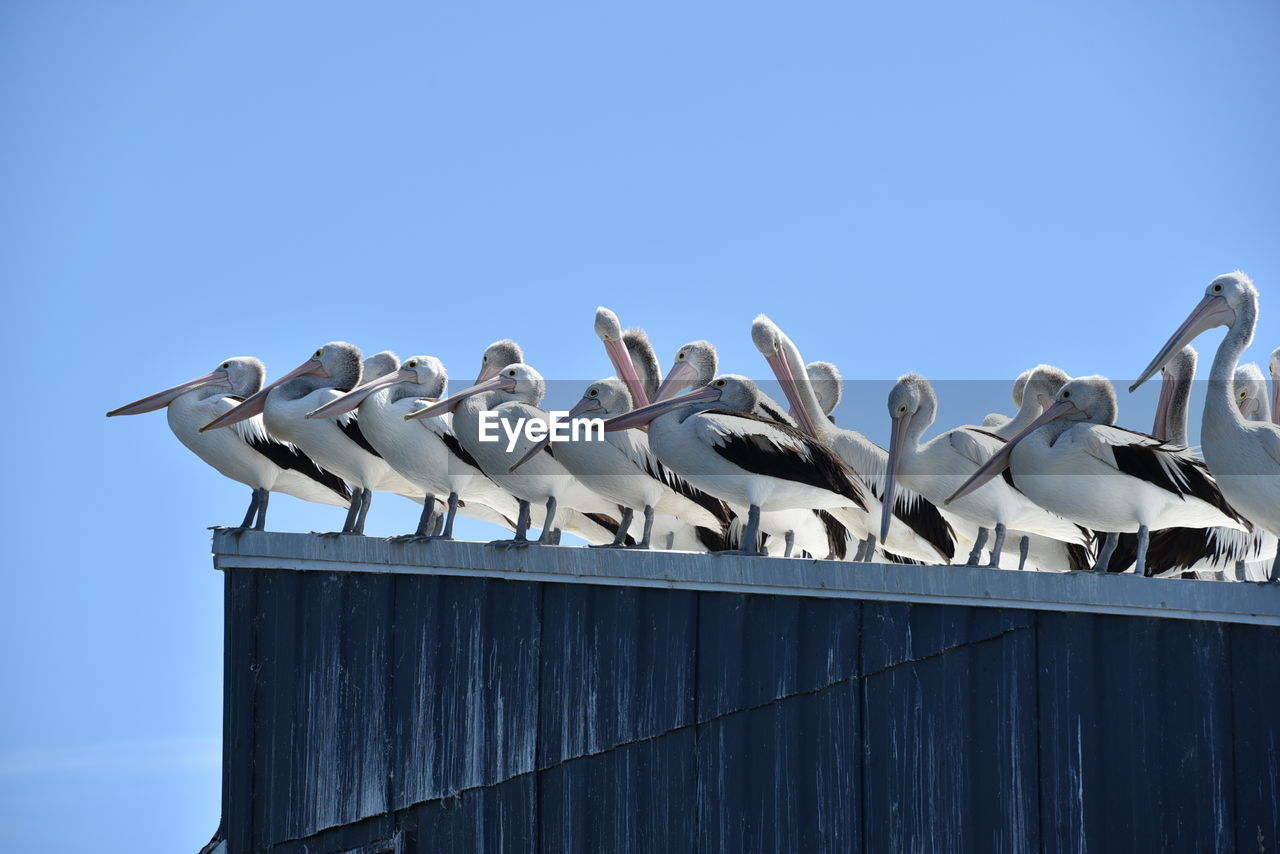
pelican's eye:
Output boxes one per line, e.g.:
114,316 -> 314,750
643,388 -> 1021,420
714,379 -> 727,388
482,354 -> 488,363
1061,389 -> 1072,399
507,369 -> 517,377
220,362 -> 230,370
897,404 -> 907,415
313,348 -> 324,359
589,388 -> 598,397
407,360 -> 417,368
677,351 -> 685,360
1238,388 -> 1248,400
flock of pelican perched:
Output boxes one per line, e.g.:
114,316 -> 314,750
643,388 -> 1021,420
109,272 -> 1280,582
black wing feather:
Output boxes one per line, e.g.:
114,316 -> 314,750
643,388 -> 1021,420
245,435 -> 351,501
701,409 -> 866,511
337,415 -> 383,459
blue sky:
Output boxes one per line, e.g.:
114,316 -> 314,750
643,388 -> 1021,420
3,1 -> 1277,851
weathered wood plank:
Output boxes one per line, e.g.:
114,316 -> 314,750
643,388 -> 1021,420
250,568 -> 301,849
697,681 -> 862,853
696,592 -> 862,722
540,728 -> 697,852
1037,613 -> 1235,854
406,773 -> 538,853
861,600 -> 1031,675
223,568 -> 257,854
1228,623 -> 1280,853
862,627 -> 1039,854
539,585 -> 696,766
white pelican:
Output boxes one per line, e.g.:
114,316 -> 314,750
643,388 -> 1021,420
602,375 -> 869,556
510,378 -> 732,549
306,355 -> 522,541
949,376 -> 1250,576
752,315 -> 956,564
107,357 -> 350,529
200,342 -> 425,535
804,361 -> 842,426
883,373 -> 1089,568
1151,347 -> 1197,446
406,363 -> 632,548
1132,272 -> 1280,581
475,339 -> 524,384
1235,363 -> 1271,423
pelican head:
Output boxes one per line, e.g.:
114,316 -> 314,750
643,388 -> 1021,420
602,374 -> 753,432
654,340 -> 718,402
594,306 -> 622,342
406,362 -> 545,421
307,354 -> 447,420
476,339 -> 524,384
806,361 -> 842,418
1235,362 -> 1269,421
1024,365 -> 1073,415
1132,271 -> 1258,391
1010,368 -> 1032,408
362,351 -> 401,383
107,356 -> 265,416
200,342 -> 362,431
571,377 -> 632,418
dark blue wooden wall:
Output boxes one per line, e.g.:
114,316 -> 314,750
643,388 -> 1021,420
221,568 -> 1280,854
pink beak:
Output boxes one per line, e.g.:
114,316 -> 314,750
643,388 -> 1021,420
763,349 -> 820,439
602,384 -> 722,432
107,370 -> 228,417
653,359 -> 701,403
1271,374 -> 1279,427
405,374 -> 514,420
603,337 -> 650,408
880,409 -> 914,542
946,398 -> 1081,504
1151,369 -> 1176,441
307,368 -> 414,420
200,358 -> 327,432
1131,294 -> 1234,392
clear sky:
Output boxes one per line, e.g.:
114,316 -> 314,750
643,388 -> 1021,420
3,1 -> 1277,851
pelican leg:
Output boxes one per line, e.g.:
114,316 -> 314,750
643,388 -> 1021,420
1234,560 -> 1246,582
852,539 -> 867,563
1018,536 -> 1029,570
784,530 -> 795,558
489,500 -> 531,548
535,497 -> 558,545
861,535 -> 878,563
352,488 -> 373,535
1135,525 -> 1150,577
713,505 -> 766,556
253,489 -> 270,530
966,528 -> 989,566
986,523 -> 1007,568
590,507 -> 634,549
638,506 -> 655,549
391,495 -> 437,543
237,489 -> 261,531
319,489 -> 364,536
1092,531 -> 1118,572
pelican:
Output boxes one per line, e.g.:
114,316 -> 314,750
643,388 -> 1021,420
752,315 -> 955,563
883,373 -> 1089,568
804,361 -> 842,425
991,366 -> 1073,440
475,339 -> 524,384
200,342 -> 425,535
406,363 -> 632,548
602,375 -> 868,556
1132,272 -> 1280,581
107,357 -> 350,529
510,378 -> 732,549
306,355 -> 522,541
652,338 -> 857,558
949,376 -> 1249,576
1151,347 -> 1197,446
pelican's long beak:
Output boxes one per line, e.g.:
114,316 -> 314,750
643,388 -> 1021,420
475,362 -> 501,385
602,384 -> 721,432
603,337 -> 649,408
201,357 -> 327,432
763,348 -> 820,439
406,374 -> 513,420
107,370 -> 228,416
880,411 -> 913,542
1151,369 -> 1176,441
1131,294 -> 1234,392
946,398 -> 1079,504
508,395 -> 603,473
1239,395 -> 1261,419
653,359 -> 700,403
307,368 -> 413,419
